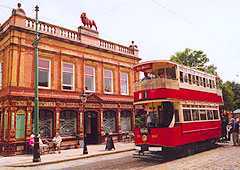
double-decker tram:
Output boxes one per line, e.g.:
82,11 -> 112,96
133,60 -> 223,157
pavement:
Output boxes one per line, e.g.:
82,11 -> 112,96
0,142 -> 134,168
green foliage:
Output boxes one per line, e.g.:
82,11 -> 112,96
222,81 -> 240,111
170,48 -> 217,75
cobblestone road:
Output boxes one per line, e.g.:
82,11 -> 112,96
1,143 -> 240,170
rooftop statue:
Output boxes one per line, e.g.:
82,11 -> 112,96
80,12 -> 97,31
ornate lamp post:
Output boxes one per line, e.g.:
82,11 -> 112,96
80,92 -> 88,154
32,5 -> 41,162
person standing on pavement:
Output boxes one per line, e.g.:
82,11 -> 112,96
232,118 -> 239,146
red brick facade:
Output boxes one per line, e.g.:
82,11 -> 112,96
0,4 -> 141,155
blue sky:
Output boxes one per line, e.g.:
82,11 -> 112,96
0,0 -> 239,81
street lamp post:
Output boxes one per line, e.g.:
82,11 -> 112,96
33,5 -> 41,162
80,92 -> 88,154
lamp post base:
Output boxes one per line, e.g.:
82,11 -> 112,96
33,136 -> 41,162
83,138 -> 88,154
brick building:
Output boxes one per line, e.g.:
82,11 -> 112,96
0,4 -> 141,156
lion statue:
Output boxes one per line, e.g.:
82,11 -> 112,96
80,12 -> 97,31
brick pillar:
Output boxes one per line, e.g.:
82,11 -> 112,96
117,108 -> 121,141
26,106 -> 33,139
131,107 -> 136,131
99,108 -> 104,143
2,107 -> 17,156
55,107 -> 61,136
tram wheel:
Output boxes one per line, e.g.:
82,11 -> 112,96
184,144 -> 195,156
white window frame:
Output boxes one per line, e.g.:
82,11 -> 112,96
61,62 -> 75,91
120,72 -> 129,95
84,65 -> 96,92
104,69 -> 113,94
38,58 -> 51,89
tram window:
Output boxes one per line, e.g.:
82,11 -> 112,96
192,75 -> 196,84
206,79 -> 209,87
207,110 -> 214,120
192,109 -> 200,121
188,74 -> 192,84
209,80 -> 212,88
175,110 -> 180,123
158,102 -> 174,127
199,110 -> 207,120
180,71 -> 184,82
158,68 -> 165,78
166,67 -> 176,79
203,78 -> 206,87
183,109 -> 192,121
184,74 -> 188,83
212,81 -> 216,88
196,76 -> 200,86
213,110 -> 219,119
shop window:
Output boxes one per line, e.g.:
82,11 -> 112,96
103,110 -> 116,133
62,63 -> 74,90
120,72 -> 129,95
120,110 -> 131,132
39,58 -> 50,88
192,109 -> 200,121
183,109 -> 192,121
85,66 -> 95,92
16,110 -> 25,139
39,109 -> 53,138
60,110 -> 77,136
104,69 -> 113,93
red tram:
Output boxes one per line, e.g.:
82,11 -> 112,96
133,60 -> 223,155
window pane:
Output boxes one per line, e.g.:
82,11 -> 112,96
39,70 -> 49,87
121,111 -> 131,132
39,59 -> 49,68
85,76 -> 94,91
63,63 -> 73,72
192,109 -> 200,121
63,72 -> 73,85
183,109 -> 192,121
120,73 -> 128,94
39,110 -> 53,138
207,110 -> 214,120
60,110 -> 76,136
16,113 -> 25,139
85,66 -> 94,75
104,78 -> 112,92
199,110 -> 207,120
213,110 -> 219,119
103,111 -> 116,133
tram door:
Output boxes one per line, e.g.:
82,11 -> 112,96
85,111 -> 98,144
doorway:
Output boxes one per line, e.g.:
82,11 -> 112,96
84,111 -> 99,144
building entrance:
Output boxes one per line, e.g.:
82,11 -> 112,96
84,111 -> 99,144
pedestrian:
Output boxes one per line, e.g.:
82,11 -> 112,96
221,114 -> 228,142
105,133 -> 115,151
52,132 -> 62,153
232,118 -> 239,146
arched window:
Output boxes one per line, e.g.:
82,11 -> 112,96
60,110 -> 77,136
16,110 -> 25,139
120,110 -> 132,132
103,110 -> 116,133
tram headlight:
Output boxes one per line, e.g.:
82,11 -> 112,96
142,135 -> 147,142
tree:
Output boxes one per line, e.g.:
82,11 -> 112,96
170,48 -> 217,75
222,81 -> 235,111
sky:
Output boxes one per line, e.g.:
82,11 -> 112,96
0,0 -> 239,82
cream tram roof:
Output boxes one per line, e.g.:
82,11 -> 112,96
133,60 -> 216,79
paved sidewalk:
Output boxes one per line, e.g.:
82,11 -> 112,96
0,142 -> 134,168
